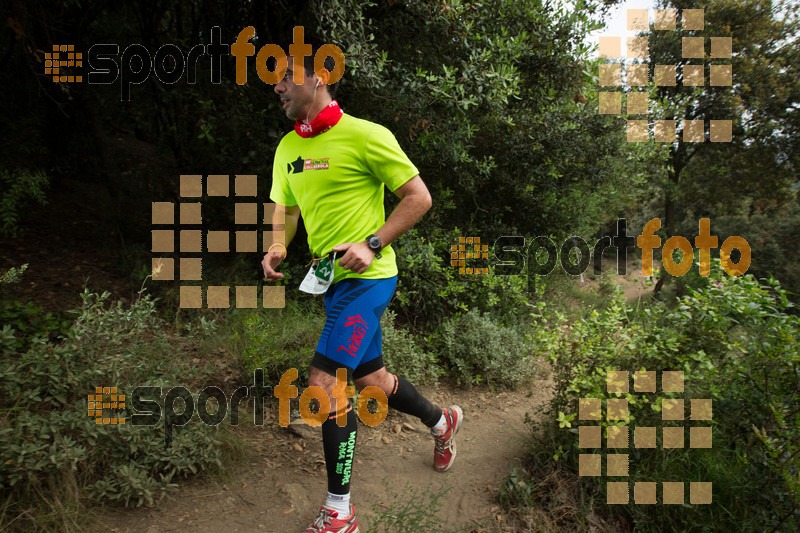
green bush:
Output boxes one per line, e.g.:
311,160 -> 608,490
393,228 -> 533,331
498,466 -> 536,509
0,289 -> 235,532
438,309 -> 539,389
230,298 -> 325,383
518,260 -> 800,531
380,309 -> 439,385
597,268 -> 619,297
0,300 -> 72,352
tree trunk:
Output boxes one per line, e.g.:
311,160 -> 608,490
654,144 -> 684,294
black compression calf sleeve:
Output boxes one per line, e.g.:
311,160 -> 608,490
321,403 -> 357,495
387,374 -> 443,427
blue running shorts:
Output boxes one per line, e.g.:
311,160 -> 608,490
311,276 -> 397,378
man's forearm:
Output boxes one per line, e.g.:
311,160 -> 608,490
374,191 -> 431,248
273,205 -> 299,247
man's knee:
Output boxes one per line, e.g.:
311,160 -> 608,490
310,365 -> 358,415
354,367 -> 394,396
309,365 -> 338,395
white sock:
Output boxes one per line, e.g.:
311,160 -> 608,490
325,492 -> 351,517
430,412 -> 447,436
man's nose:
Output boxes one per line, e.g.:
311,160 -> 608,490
274,81 -> 284,94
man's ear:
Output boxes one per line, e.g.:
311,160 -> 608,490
314,68 -> 330,86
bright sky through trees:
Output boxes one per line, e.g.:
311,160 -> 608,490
586,0 -> 657,57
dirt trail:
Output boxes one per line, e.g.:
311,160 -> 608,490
88,384 -> 552,533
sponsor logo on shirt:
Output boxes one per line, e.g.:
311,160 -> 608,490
304,158 -> 329,170
287,155 -> 330,174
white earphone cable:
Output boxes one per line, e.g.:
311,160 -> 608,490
305,80 -> 320,124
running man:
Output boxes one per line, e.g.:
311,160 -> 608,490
261,43 -> 463,533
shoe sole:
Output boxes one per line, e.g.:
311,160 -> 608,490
436,405 -> 463,472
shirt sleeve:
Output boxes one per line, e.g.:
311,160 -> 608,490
363,124 -> 420,192
270,140 -> 298,206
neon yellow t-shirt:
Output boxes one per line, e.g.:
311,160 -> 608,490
270,113 -> 419,283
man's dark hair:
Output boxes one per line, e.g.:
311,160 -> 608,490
302,39 -> 341,99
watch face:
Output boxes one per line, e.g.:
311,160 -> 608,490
368,236 -> 381,249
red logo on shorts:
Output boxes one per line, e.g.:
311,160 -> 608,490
337,315 -> 368,357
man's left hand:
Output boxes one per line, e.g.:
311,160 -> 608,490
332,241 -> 375,274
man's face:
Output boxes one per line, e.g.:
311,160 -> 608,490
274,57 -> 317,121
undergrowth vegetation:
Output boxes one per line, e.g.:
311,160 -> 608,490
0,257 -> 548,531
5,251 -> 798,533
230,298 -> 326,383
0,289 -> 236,532
503,261 -> 800,531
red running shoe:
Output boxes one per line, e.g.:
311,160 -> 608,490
304,504 -> 359,533
432,406 -> 463,472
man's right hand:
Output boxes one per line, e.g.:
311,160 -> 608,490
261,249 -> 286,282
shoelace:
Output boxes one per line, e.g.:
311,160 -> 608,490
433,429 -> 452,454
435,437 -> 446,454
310,508 -> 335,530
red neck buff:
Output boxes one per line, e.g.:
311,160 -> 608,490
295,100 -> 343,138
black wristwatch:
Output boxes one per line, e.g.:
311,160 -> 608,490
366,234 -> 383,259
